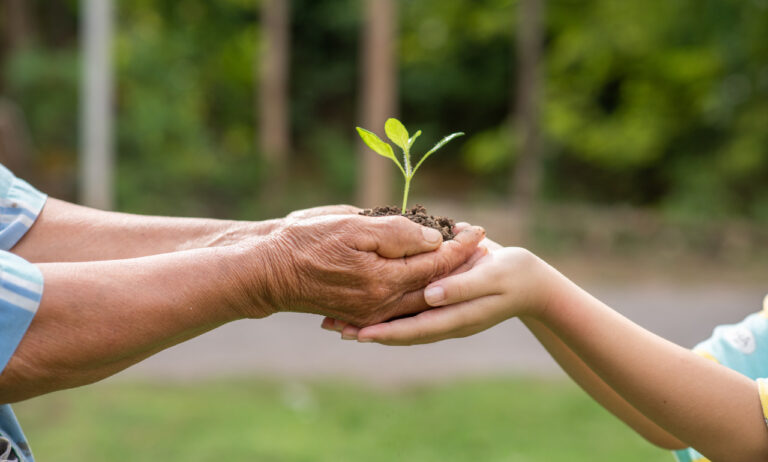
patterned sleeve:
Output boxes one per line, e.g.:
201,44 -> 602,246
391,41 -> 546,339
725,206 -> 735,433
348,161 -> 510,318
674,294 -> 768,462
0,164 -> 46,373
0,164 -> 47,251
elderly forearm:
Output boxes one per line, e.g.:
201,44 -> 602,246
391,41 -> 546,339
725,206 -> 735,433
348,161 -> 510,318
0,244 -> 260,403
11,198 -> 282,263
537,274 -> 768,462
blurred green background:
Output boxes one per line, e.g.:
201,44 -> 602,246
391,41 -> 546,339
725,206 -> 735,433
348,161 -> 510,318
1,0 -> 767,460
4,0 -> 768,223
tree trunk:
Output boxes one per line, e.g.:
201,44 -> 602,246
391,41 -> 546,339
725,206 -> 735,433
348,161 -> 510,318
511,0 -> 545,242
0,98 -> 32,178
2,0 -> 33,50
357,0 -> 397,208
1,0 -> 34,94
259,0 -> 290,173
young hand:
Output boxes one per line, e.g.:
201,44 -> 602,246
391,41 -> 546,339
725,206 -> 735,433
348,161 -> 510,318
333,240 -> 556,345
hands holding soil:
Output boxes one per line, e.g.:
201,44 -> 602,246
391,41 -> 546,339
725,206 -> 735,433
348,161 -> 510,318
230,207 -> 486,326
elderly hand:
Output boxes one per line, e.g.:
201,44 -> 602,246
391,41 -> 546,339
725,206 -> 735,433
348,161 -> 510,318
233,214 -> 485,326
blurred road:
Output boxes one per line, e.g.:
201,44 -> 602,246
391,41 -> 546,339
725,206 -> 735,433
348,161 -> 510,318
112,282 -> 766,386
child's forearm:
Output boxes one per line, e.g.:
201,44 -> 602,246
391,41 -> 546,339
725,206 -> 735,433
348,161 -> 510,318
522,317 -> 685,449
536,272 -> 768,462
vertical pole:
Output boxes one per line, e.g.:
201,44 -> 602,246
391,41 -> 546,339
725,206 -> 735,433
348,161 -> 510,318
511,0 -> 544,241
259,0 -> 290,172
80,0 -> 114,210
3,0 -> 32,50
357,0 -> 397,208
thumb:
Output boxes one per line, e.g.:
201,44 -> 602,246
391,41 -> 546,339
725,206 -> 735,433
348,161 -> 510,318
353,215 -> 444,258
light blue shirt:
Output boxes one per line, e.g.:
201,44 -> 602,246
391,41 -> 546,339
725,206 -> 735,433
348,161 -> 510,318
0,164 -> 47,462
674,300 -> 768,462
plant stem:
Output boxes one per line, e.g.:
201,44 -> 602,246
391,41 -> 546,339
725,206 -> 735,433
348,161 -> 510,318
402,176 -> 411,214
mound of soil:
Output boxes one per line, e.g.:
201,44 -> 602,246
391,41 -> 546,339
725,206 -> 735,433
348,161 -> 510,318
360,204 -> 456,241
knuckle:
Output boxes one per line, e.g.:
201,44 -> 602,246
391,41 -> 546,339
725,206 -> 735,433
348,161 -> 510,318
454,281 -> 469,301
369,285 -> 391,303
383,215 -> 414,234
431,254 -> 453,280
335,215 -> 360,232
502,247 -> 536,268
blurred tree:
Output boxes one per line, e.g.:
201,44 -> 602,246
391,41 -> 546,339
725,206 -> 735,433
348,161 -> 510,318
511,0 -> 545,241
357,0 -> 397,207
259,0 -> 290,173
0,98 -> 32,177
544,0 -> 768,220
0,0 -> 35,178
2,0 -> 33,51
2,0 -> 767,224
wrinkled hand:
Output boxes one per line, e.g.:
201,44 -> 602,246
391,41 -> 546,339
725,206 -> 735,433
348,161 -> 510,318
326,237 -> 555,345
236,214 -> 485,326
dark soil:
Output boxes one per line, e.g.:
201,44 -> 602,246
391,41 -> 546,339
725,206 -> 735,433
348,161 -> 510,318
360,204 -> 456,241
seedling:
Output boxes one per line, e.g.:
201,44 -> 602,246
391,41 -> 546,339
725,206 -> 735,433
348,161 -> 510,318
357,118 -> 464,213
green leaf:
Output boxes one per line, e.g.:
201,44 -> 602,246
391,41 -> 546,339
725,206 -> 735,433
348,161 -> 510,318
412,132 -> 465,175
408,130 -> 422,149
384,118 -> 410,152
356,127 -> 406,176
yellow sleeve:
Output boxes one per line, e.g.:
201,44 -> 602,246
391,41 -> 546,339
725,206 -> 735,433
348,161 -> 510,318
757,378 -> 768,429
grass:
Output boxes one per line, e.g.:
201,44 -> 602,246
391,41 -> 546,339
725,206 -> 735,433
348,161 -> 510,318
14,378 -> 672,462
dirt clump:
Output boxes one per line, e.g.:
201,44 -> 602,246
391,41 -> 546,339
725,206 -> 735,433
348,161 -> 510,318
360,204 -> 456,241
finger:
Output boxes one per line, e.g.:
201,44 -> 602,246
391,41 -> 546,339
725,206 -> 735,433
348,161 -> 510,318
289,204 -> 362,220
392,226 -> 485,291
382,289 -> 430,322
341,324 -> 360,340
423,254 -> 497,307
357,295 -> 502,345
453,222 -> 471,233
353,215 -> 444,258
328,204 -> 362,215
445,246 -> 488,278
321,317 -> 336,331
333,318 -> 353,332
480,237 -> 503,251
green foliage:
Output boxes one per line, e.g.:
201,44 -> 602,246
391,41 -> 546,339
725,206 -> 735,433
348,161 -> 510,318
357,118 -> 463,211
462,123 -> 516,174
113,0 -> 262,216
542,0 -> 768,216
16,378 -> 669,462
4,47 -> 79,163
4,0 -> 768,222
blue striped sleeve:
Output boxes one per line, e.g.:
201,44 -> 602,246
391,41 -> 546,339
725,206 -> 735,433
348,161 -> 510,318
0,251 -> 43,373
0,164 -> 47,252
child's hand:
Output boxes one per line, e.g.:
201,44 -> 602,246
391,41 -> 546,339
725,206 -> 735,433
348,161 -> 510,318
346,243 -> 555,345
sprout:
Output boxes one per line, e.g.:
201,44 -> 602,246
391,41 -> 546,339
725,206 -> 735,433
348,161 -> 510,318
356,118 -> 464,214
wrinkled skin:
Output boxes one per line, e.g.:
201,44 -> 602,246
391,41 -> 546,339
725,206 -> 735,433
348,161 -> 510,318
236,214 -> 485,327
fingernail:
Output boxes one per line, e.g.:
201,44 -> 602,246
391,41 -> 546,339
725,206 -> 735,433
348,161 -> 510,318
341,334 -> 356,340
358,338 -> 373,343
422,227 -> 442,244
424,285 -> 445,305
